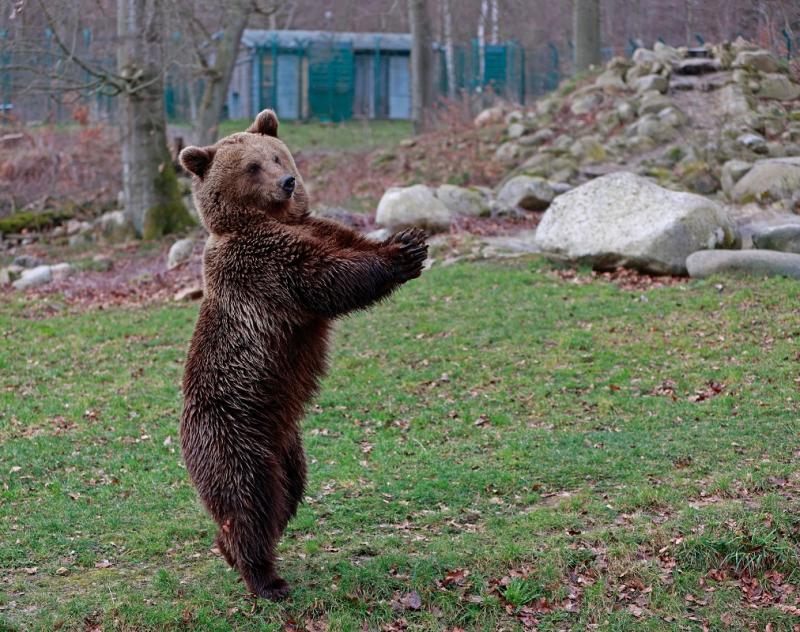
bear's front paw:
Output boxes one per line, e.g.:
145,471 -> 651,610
385,227 -> 427,248
388,232 -> 428,282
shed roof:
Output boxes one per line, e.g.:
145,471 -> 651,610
242,29 -> 412,52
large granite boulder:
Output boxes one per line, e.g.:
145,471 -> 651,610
534,172 -> 739,275
375,185 -> 454,233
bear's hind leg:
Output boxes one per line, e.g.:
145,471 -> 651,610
229,516 -> 290,600
282,436 -> 307,524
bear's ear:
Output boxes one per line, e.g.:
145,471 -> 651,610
247,109 -> 279,138
179,146 -> 215,179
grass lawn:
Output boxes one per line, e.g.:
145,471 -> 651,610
2,257 -> 800,630
214,119 -> 413,154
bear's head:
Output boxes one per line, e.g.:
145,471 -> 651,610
179,110 -> 309,234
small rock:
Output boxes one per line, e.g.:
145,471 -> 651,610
757,73 -> 800,101
633,74 -> 669,94
311,206 -> 367,229
496,176 -> 555,211
13,255 -> 42,269
507,123 -> 527,139
737,132 -> 768,154
376,185 -> 454,233
639,91 -> 673,115
721,160 -> 753,197
687,249 -> 800,279
435,185 -> 491,217
50,262 -> 72,281
174,285 -> 203,301
570,91 -> 603,115
494,141 -> 521,167
474,106 -> 504,128
752,225 -> 800,254
96,210 -> 135,242
732,157 -> 800,204
518,128 -> 554,147
12,265 -> 52,290
733,50 -> 779,74
167,238 -> 194,270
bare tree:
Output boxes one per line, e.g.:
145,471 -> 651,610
573,0 -> 602,73
408,0 -> 433,133
23,0 -> 192,237
442,0 -> 456,98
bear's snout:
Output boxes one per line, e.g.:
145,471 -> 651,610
279,175 -> 296,196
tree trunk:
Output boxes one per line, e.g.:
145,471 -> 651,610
442,0 -> 456,99
573,0 -> 602,73
490,0 -> 499,45
408,0 -> 433,134
192,0 -> 251,146
118,0 -> 192,239
477,0 -> 488,84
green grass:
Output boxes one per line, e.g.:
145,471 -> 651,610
2,257 -> 800,630
213,119 -> 412,153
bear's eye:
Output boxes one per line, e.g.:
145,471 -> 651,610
273,155 -> 281,166
247,162 -> 260,174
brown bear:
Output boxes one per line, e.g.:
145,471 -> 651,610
178,110 -> 427,600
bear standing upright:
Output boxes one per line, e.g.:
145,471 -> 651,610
178,110 -> 427,600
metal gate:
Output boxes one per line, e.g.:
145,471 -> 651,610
308,42 -> 354,122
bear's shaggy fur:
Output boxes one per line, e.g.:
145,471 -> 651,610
178,110 -> 427,600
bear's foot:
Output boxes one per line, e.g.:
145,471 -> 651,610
249,575 -> 290,601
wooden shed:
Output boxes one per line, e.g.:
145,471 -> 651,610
227,30 -> 413,122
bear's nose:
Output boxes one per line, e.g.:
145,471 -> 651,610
279,175 -> 295,194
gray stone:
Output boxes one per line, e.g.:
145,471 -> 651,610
496,176 -> 555,211
733,50 -> 780,74
375,185 -> 454,233
50,262 -> 73,281
68,232 -> 93,247
435,185 -> 491,217
732,157 -> 800,204
534,172 -> 739,275
752,225 -> 800,254
717,84 -> 753,118
757,73 -> 800,101
507,123 -> 527,139
92,254 -> 114,272
595,69 -> 627,91
570,91 -> 603,115
96,210 -> 135,242
616,101 -> 636,122
494,141 -> 521,166
13,255 -> 42,268
737,132 -> 768,154
634,74 -> 669,94
474,106 -> 504,128
167,238 -> 194,270
569,136 -> 608,163
639,91 -> 673,115
721,160 -> 753,197
518,128 -> 554,147
12,265 -> 52,290
687,249 -> 800,279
